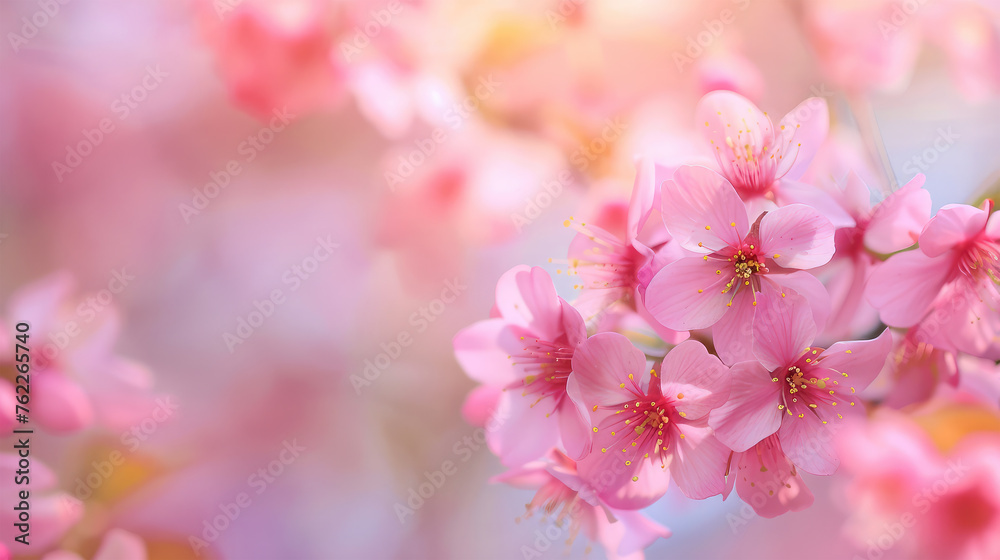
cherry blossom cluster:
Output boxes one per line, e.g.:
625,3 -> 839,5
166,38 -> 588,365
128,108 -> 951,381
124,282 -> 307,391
452,90 -> 999,558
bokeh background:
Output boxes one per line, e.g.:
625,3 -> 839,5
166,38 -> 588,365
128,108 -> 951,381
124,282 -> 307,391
1,0 -> 999,559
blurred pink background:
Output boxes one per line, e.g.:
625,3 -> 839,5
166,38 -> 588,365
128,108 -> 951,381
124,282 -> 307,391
2,0 -> 999,559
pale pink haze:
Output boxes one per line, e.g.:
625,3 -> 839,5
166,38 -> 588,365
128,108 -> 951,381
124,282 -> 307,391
571,334 -> 731,508
644,164 -> 835,364
709,292 -> 892,476
493,450 -> 670,560
838,410 -> 1000,559
695,90 -> 853,226
453,266 -> 591,466
868,199 -> 1000,360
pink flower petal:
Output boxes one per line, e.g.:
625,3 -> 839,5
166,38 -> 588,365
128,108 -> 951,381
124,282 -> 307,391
92,529 -> 147,560
709,361 -> 783,452
758,204 -> 836,270
657,340 -> 730,420
558,385 -> 593,461
452,319 -> 518,386
33,371 -> 93,433
487,391 -> 560,467
867,250 -> 954,327
918,203 -> 989,258
697,91 -> 774,174
495,266 -> 563,341
865,174 -> 930,254
778,399 -> 841,476
571,333 -> 646,408
461,384 -> 501,427
816,328 -> 893,391
769,271 -> 832,334
711,287 -> 758,366
660,165 -> 747,253
668,423 -> 730,499
577,448 -> 671,510
774,97 -> 829,181
644,258 -> 735,331
610,509 -> 672,557
752,290 -> 816,371
733,436 -> 814,518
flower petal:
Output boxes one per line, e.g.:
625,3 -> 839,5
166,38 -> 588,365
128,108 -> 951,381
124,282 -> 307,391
864,174 -> 930,254
488,391 -> 560,467
919,203 -> 989,258
733,436 -> 814,518
660,165 -> 747,253
817,328 -> 893,391
758,204 -> 836,270
658,340 -> 731,420
453,319 -> 518,385
495,265 -> 563,341
571,332 -> 646,408
752,289 -> 816,371
711,286 -> 758,366
774,97 -> 829,181
668,423 -> 730,499
778,399 -> 841,476
709,361 -> 783,452
644,257 -> 736,331
867,250 -> 953,327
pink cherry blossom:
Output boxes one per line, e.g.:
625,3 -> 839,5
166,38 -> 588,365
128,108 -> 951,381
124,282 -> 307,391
723,434 -> 814,518
709,292 -> 892,476
563,158 -> 688,344
493,450 -> 670,560
644,164 -> 835,364
1,274 -> 160,434
868,200 -> 1000,360
571,334 -> 731,507
816,171 -> 931,339
695,90 -> 853,226
453,265 -> 591,466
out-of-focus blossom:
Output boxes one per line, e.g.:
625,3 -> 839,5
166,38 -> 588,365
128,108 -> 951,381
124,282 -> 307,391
816,172 -> 931,339
572,334 -> 731,507
645,164 -> 835,364
1,274 -> 159,433
804,0 -> 1000,101
839,404 -> 1000,559
493,450 -> 671,560
40,529 -> 147,560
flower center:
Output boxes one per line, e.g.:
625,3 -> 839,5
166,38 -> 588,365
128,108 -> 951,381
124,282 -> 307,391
595,395 -> 680,472
960,237 -> 1000,285
509,337 -> 575,413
